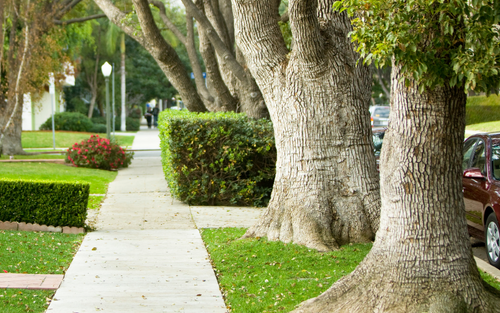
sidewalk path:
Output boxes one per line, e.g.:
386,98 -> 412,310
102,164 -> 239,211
47,128 -> 241,313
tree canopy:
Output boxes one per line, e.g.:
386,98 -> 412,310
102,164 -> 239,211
334,0 -> 500,92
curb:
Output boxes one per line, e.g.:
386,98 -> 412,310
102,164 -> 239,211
475,257 -> 500,282
0,221 -> 84,234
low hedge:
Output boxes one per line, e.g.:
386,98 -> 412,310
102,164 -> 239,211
92,117 -> 140,132
40,112 -> 93,132
0,179 -> 89,227
159,110 -> 276,207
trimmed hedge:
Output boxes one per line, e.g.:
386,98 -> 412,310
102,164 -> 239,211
40,112 -> 93,132
0,179 -> 89,227
92,117 -> 140,132
159,110 -> 276,207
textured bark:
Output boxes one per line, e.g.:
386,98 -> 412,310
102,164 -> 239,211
233,0 -> 380,249
184,0 -> 269,118
292,64 -> 500,312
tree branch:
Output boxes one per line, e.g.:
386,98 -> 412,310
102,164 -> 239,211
93,0 -> 147,47
232,0 -> 288,79
182,0 -> 247,82
53,14 -> 107,25
149,0 -> 187,45
55,0 -> 83,20
185,12 -> 213,101
289,0 -> 323,64
132,0 -> 208,112
376,67 -> 391,99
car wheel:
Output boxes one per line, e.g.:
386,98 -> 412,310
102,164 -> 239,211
485,214 -> 500,268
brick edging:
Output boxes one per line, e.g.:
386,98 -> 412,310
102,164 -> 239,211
0,221 -> 84,234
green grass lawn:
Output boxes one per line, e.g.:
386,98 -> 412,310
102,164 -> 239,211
0,163 -> 116,194
201,228 -> 500,313
201,228 -> 371,313
0,154 -> 65,160
466,120 -> 500,133
466,95 -> 500,125
0,230 -> 84,313
22,131 -> 134,149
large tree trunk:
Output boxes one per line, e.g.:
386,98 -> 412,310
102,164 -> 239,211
233,0 -> 380,249
292,64 -> 500,312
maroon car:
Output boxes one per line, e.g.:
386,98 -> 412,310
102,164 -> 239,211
462,133 -> 500,268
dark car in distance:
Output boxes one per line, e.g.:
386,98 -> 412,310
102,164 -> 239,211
462,133 -> 500,268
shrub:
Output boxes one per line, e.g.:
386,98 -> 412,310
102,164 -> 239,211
66,135 -> 134,171
124,117 -> 140,131
89,123 -> 107,133
159,110 -> 276,207
0,178 -> 89,227
39,112 -> 93,132
69,97 -> 89,116
91,116 -> 106,125
91,116 -> 140,132
128,105 -> 143,119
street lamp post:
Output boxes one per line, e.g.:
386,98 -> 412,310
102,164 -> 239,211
101,62 -> 112,140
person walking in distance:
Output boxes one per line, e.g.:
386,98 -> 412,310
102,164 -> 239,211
152,105 -> 160,128
144,105 -> 153,129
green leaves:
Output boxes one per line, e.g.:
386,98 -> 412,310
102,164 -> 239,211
0,179 -> 89,227
158,110 -> 276,207
335,0 -> 500,93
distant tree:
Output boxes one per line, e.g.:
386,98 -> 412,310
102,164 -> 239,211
0,0 -> 104,156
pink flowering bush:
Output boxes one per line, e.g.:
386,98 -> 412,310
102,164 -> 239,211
65,135 -> 133,170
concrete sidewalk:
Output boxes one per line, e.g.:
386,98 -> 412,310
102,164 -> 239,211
47,128 -> 263,312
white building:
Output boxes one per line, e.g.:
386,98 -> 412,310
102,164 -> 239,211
22,66 -> 75,131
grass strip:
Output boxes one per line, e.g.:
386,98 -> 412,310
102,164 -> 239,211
0,289 -> 54,313
466,120 -> 500,133
0,163 -> 117,194
22,131 -> 134,149
0,231 -> 83,274
87,196 -> 104,210
466,95 -> 500,125
200,228 -> 371,313
201,228 -> 500,313
0,231 -> 84,313
0,154 -> 65,160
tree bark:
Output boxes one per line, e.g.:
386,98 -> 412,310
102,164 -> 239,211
233,0 -> 380,250
292,63 -> 500,312
184,0 -> 269,118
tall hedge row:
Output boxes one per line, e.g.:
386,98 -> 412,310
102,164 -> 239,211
159,110 -> 276,206
0,179 -> 89,227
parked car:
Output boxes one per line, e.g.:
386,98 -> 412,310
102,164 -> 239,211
462,133 -> 500,268
372,131 -> 500,268
369,105 -> 390,127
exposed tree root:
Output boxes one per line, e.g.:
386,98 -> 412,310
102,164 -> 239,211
242,176 -> 377,251
291,252 -> 500,313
